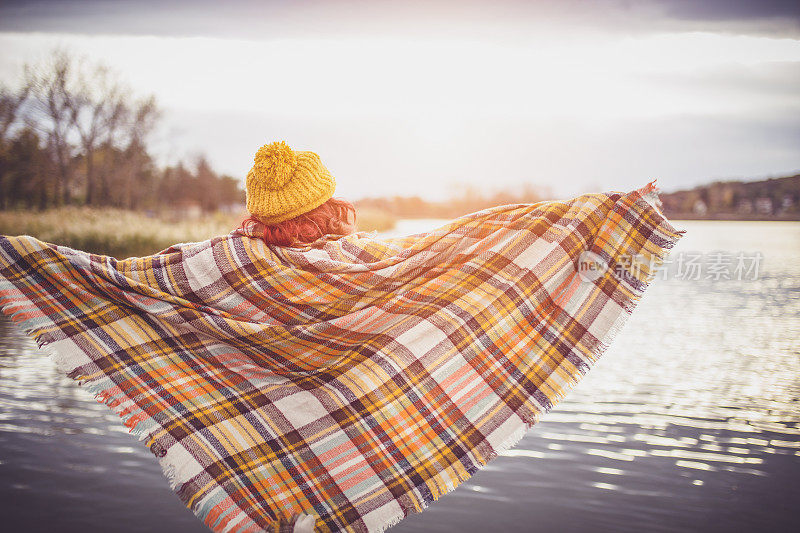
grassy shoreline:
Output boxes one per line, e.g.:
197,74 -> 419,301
0,207 -> 246,257
0,207 -> 396,258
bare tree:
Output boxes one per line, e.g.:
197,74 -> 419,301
24,49 -> 161,207
0,82 -> 31,143
0,83 -> 29,208
0,48 -> 247,214
68,61 -> 129,205
28,50 -> 76,204
127,95 -> 160,148
115,95 -> 160,208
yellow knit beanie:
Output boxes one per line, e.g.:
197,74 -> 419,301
245,141 -> 336,224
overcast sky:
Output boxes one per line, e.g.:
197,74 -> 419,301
1,0 -> 798,200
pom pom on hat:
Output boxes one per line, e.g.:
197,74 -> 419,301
245,141 -> 336,224
252,141 -> 298,189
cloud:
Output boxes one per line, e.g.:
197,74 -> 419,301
3,31 -> 796,120
0,14 -> 797,200
658,0 -> 800,22
1,0 -> 799,39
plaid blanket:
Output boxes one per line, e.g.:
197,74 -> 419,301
0,183 -> 682,533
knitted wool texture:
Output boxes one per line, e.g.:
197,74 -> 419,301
245,141 -> 336,224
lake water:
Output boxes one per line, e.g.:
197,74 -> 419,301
1,220 -> 799,532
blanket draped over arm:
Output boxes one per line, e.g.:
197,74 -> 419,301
0,183 -> 683,533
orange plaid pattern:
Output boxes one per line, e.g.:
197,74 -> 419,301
0,183 -> 683,532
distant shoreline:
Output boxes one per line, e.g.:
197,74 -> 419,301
665,213 -> 800,222
659,175 -> 799,222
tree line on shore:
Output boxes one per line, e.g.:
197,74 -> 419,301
0,50 -> 243,212
660,175 -> 800,220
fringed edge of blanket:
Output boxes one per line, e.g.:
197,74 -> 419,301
0,292 -> 163,441
370,181 -> 686,533
0,182 -> 685,533
0,283 -> 207,526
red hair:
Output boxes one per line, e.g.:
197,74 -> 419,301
240,197 -> 356,247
